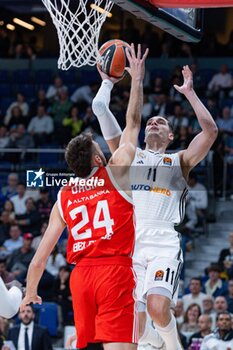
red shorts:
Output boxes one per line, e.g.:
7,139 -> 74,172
70,257 -> 138,349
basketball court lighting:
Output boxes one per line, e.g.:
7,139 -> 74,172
31,16 -> 46,26
6,24 -> 15,31
90,4 -> 112,17
13,18 -> 35,30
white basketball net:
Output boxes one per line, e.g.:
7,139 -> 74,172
41,0 -> 113,70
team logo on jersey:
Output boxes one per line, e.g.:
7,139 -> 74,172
163,157 -> 172,166
154,270 -> 164,281
137,151 -> 146,159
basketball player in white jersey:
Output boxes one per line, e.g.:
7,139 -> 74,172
92,64 -> 218,350
0,277 -> 22,318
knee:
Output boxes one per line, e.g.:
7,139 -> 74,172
147,295 -> 170,326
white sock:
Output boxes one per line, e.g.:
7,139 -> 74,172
154,314 -> 181,350
139,318 -> 164,347
92,79 -> 122,140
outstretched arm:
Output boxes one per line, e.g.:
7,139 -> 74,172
92,69 -> 122,154
110,44 -> 149,168
174,65 -> 218,177
20,202 -> 66,310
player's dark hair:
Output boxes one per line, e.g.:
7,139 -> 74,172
65,133 -> 94,178
163,117 -> 174,133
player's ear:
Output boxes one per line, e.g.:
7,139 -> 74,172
93,154 -> 102,166
168,132 -> 174,142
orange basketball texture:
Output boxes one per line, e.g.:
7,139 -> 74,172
98,39 -> 131,78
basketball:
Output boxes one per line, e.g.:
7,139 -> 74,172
98,39 -> 131,78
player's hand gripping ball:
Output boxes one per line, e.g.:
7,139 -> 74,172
98,39 -> 131,78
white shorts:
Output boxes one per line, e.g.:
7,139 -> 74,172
133,223 -> 183,308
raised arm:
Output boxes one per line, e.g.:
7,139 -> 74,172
110,44 -> 148,168
20,202 -> 66,310
174,65 -> 218,178
92,69 -> 122,154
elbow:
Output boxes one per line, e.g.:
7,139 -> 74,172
211,125 -> 218,140
92,98 -> 107,117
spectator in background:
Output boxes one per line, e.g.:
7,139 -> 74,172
204,264 -> 228,298
169,75 -> 183,103
182,278 -> 207,312
218,232 -> 233,277
142,95 -> 153,122
216,106 -> 233,137
0,210 -> 12,247
174,299 -> 185,330
45,244 -> 66,278
0,125 -> 9,149
7,233 -> 35,281
4,92 -> 29,125
202,296 -> 217,331
0,258 -> 14,284
206,97 -> 219,120
0,211 -> 12,245
70,82 -> 99,109
6,124 -> 34,164
2,200 -> 15,222
207,64 -> 232,99
169,125 -> 192,151
30,89 -> 49,117
52,265 -> 73,326
150,77 -> 166,95
6,123 -> 34,149
190,63 -> 206,96
15,197 -> 41,236
167,102 -> 189,134
188,172 -> 208,228
3,224 -> 23,253
226,279 -> 233,313
5,106 -> 26,129
188,314 -> 212,348
1,173 -> 18,199
214,296 -> 228,315
0,316 -> 9,348
46,76 -> 66,102
50,86 -> 73,128
63,105 -> 84,138
37,188 -> 54,222
150,93 -> 171,117
83,105 -> 100,135
11,182 -> 30,215
201,311 -> 233,350
5,304 -> 53,350
32,222 -> 48,251
180,303 -> 201,334
27,105 -> 54,146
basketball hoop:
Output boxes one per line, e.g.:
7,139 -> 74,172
41,0 -> 113,70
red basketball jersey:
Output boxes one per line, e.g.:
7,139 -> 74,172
58,166 -> 135,264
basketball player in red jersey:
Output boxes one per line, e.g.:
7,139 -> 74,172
20,44 -> 148,350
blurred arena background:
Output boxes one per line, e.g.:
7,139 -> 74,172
0,1 -> 233,349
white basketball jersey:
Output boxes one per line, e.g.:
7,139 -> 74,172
131,148 -> 188,229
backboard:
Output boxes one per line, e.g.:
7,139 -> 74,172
112,0 -> 203,42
